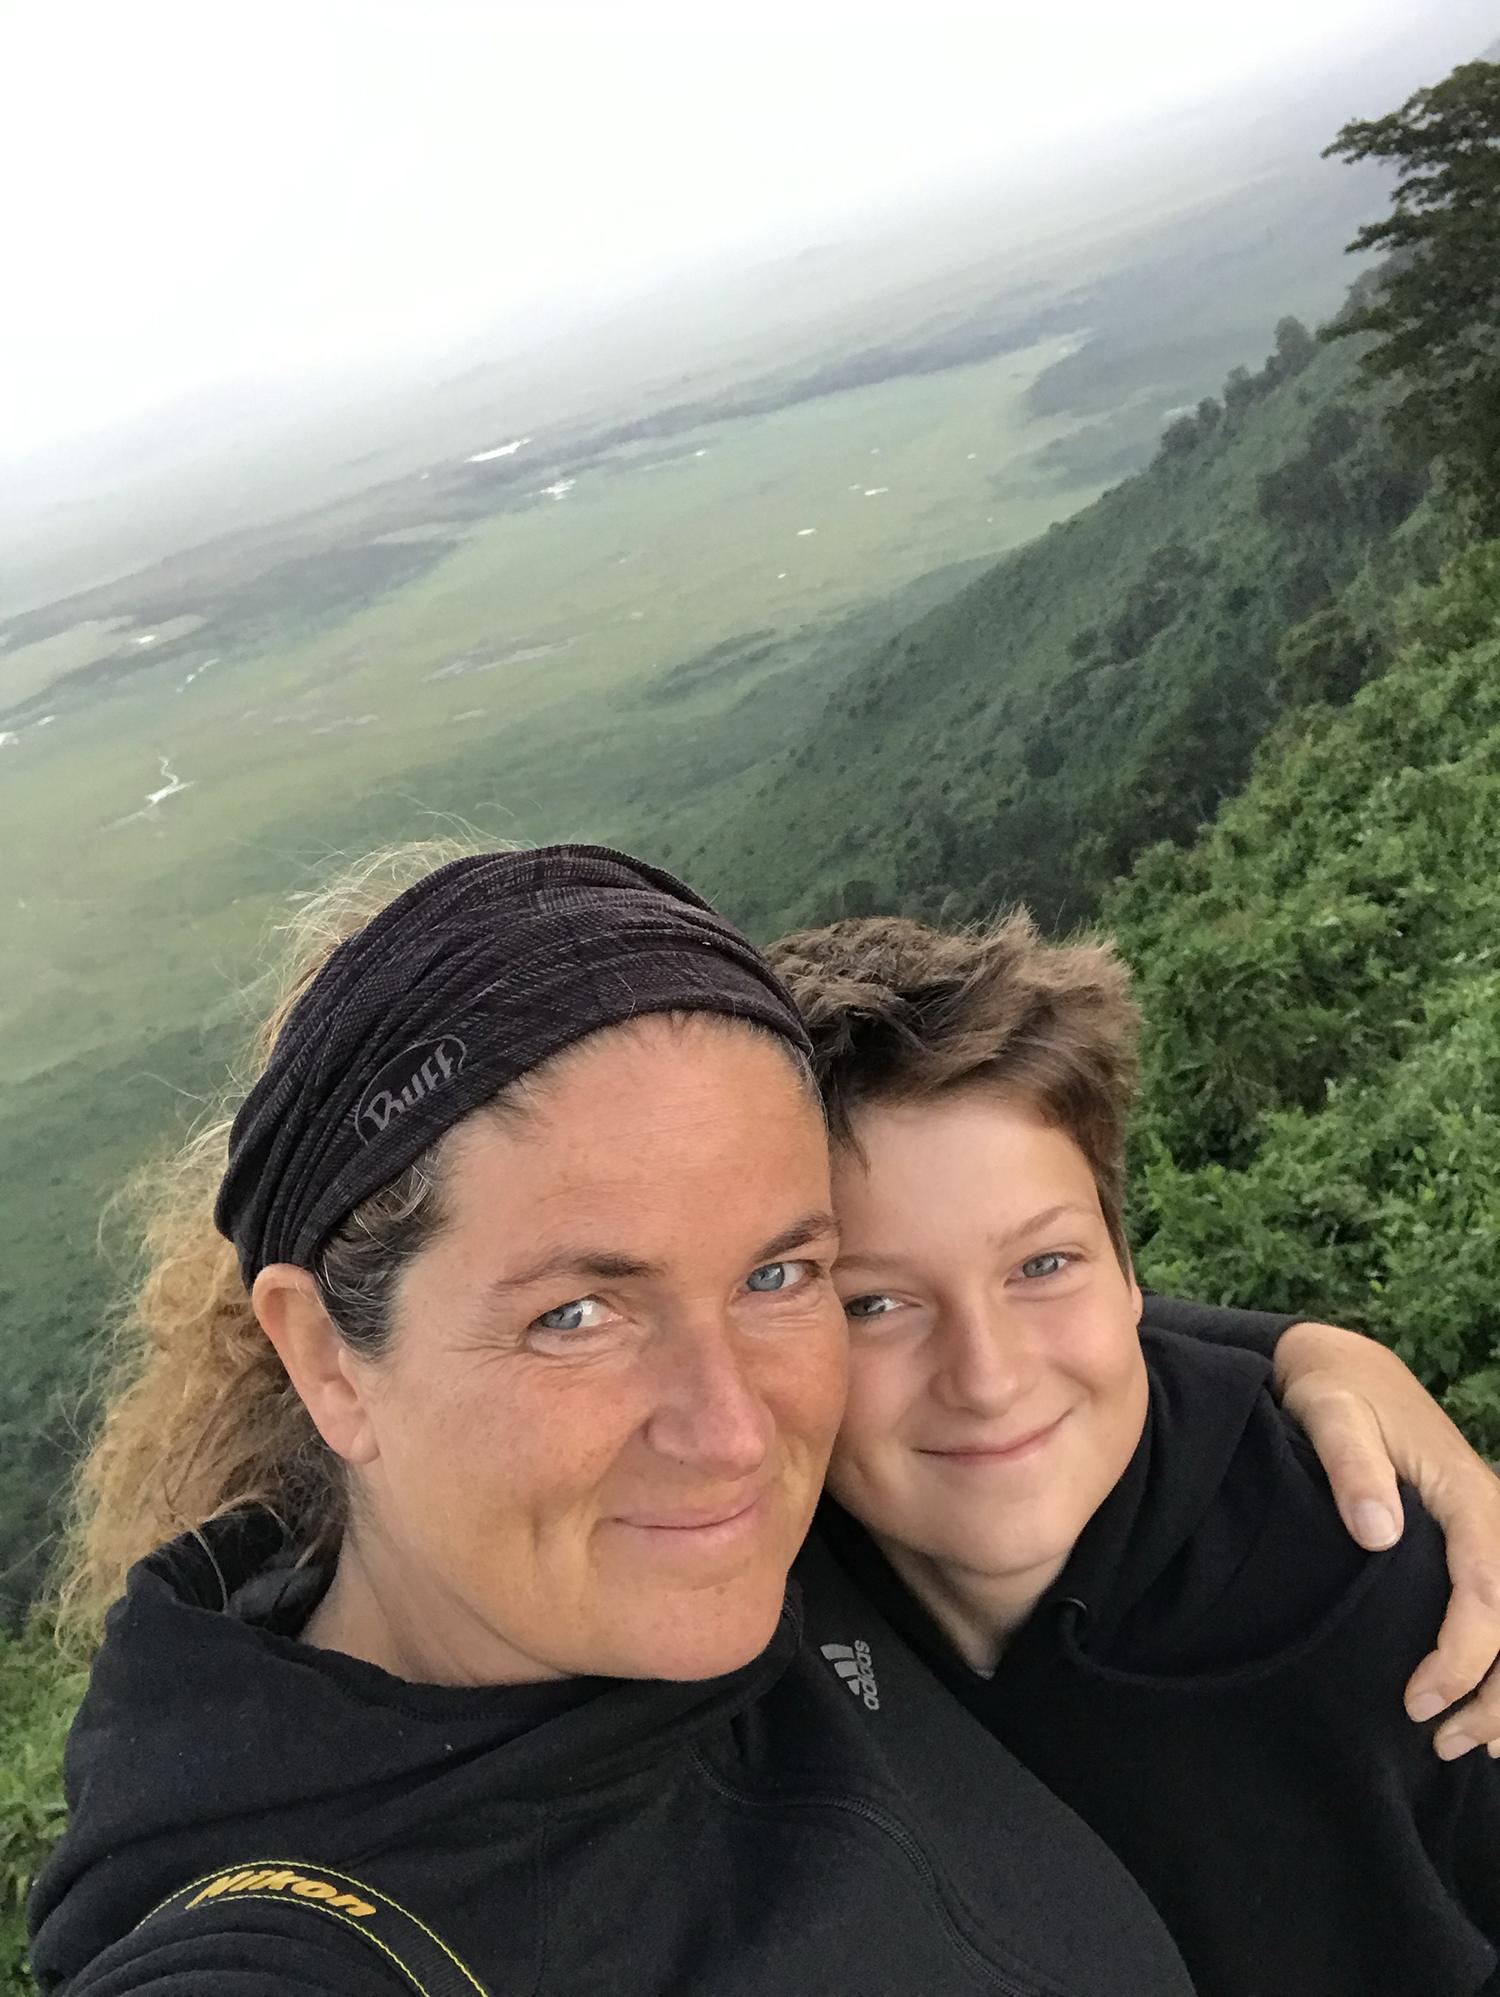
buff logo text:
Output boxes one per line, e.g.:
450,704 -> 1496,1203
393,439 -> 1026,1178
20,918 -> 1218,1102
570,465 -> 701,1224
354,1036 -> 467,1142
186,1869 -> 376,1918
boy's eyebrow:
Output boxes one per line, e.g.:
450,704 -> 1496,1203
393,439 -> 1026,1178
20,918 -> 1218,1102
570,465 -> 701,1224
834,1202 -> 1096,1271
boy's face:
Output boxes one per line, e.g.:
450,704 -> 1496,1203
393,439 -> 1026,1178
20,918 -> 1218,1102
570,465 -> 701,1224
826,1090 -> 1149,1624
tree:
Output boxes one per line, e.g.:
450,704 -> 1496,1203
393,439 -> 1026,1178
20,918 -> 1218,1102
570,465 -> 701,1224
1269,316 -> 1317,381
1323,59 -> 1500,529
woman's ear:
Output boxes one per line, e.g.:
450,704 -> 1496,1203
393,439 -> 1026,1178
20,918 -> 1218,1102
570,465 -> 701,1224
252,1265 -> 381,1466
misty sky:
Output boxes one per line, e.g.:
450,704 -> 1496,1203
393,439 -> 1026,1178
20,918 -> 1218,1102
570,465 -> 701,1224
0,0 -> 1486,459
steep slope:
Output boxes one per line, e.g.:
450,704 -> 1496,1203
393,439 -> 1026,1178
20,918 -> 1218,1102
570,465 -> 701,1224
681,314 -> 1442,939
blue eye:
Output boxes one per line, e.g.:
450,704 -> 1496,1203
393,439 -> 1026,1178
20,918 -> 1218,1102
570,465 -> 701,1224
1019,1252 -> 1069,1281
747,1261 -> 803,1292
534,1297 -> 604,1332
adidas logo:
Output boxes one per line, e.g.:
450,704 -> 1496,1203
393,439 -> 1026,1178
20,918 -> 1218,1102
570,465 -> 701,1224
820,1639 -> 880,1711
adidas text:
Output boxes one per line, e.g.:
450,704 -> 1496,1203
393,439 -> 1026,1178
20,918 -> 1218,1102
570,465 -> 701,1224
820,1640 -> 880,1710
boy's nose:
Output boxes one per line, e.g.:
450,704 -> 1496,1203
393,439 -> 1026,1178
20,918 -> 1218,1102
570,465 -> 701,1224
930,1298 -> 1040,1415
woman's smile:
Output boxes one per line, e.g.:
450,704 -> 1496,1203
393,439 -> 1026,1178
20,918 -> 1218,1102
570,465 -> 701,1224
611,1490 -> 768,1544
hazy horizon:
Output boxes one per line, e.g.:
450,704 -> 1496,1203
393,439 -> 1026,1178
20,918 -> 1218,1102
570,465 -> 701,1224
3,0 -> 1493,472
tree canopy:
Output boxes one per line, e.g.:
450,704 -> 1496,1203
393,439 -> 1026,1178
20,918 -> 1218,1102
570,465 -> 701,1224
1325,59 -> 1500,529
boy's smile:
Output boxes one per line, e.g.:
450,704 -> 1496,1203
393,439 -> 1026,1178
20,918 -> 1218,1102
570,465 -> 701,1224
827,1089 -> 1150,1669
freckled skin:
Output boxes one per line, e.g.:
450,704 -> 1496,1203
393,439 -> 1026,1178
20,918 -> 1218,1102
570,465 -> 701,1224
826,1093 -> 1149,1669
263,1017 -> 847,1687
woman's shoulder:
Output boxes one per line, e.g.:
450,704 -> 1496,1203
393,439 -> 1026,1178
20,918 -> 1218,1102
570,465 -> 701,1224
42,1901 -> 414,1997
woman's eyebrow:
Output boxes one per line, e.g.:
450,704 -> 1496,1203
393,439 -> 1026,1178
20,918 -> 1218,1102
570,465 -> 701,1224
485,1249 -> 660,1297
752,1212 -> 841,1264
483,1212 -> 838,1299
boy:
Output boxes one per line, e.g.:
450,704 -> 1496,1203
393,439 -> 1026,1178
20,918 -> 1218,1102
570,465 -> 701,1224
771,912 -> 1500,1997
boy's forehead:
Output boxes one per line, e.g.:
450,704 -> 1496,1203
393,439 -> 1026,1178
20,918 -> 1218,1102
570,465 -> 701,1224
837,1087 -> 1076,1163
830,1094 -> 1134,1279
833,1100 -> 1101,1215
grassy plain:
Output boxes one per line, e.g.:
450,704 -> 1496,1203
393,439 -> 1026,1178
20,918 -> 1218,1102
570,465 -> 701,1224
1,335 -> 1093,1081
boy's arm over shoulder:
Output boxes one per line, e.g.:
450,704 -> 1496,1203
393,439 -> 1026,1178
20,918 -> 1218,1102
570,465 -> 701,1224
1138,1291 -> 1296,1361
1133,1334 -> 1500,1955
1108,1330 -> 1364,1673
1363,1491 -> 1500,1955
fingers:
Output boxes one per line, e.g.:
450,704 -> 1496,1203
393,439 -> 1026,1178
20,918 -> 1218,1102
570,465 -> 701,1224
1283,1381 -> 1404,1550
1428,1666 -> 1500,1761
1408,1507 -> 1500,1755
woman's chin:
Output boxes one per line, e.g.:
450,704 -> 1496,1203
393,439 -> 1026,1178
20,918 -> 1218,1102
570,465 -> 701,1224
604,1587 -> 790,1682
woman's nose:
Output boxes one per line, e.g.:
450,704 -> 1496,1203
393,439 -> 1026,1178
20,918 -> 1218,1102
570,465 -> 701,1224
643,1323 -> 776,1477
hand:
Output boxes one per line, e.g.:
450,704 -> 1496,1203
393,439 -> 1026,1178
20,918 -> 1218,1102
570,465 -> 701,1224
1274,1320 -> 1500,1760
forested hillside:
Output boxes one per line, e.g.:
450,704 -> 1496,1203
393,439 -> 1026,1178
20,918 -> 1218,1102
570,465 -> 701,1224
687,306 -> 1444,939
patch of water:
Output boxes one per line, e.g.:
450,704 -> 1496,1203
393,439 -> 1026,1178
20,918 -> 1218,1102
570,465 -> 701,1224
468,438 -> 531,463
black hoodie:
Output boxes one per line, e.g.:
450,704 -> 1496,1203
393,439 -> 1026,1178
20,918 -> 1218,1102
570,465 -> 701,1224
819,1327 -> 1500,1997
30,1505 -> 1197,1997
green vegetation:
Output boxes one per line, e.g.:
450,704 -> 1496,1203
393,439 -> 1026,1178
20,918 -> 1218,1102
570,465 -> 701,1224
683,315 -> 1441,937
1113,542 -> 1500,1449
0,1625 -> 81,1993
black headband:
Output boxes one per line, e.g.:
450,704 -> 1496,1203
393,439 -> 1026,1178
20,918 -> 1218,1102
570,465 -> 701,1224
215,845 -> 812,1286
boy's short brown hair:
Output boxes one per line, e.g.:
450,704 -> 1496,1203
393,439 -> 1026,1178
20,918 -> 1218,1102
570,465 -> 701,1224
767,912 -> 1140,1265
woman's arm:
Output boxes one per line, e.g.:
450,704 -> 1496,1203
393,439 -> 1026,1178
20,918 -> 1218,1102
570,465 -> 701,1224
1272,1322 -> 1500,1761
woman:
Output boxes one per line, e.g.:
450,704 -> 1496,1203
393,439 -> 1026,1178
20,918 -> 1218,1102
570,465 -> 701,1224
28,846 -> 1500,1996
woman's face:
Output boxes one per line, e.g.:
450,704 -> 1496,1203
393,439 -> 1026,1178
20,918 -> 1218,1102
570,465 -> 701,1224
318,1015 -> 845,1684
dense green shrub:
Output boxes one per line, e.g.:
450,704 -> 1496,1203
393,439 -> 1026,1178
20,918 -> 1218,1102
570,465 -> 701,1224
1112,542 -> 1500,1439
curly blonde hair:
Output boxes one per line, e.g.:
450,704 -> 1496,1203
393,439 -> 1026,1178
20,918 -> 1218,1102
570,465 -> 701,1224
56,840 -> 481,1649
